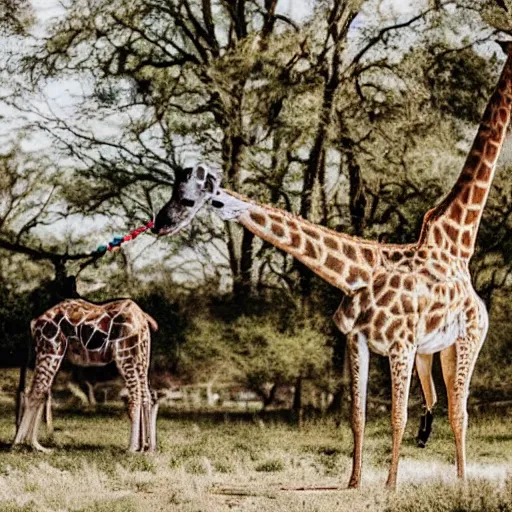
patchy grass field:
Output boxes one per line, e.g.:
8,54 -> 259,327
0,399 -> 511,512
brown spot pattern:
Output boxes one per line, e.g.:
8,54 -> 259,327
304,240 -> 317,258
325,255 -> 344,274
324,237 -> 338,250
250,212 -> 266,226
290,231 -> 301,248
402,296 -> 414,314
433,226 -> 443,245
362,248 -> 376,266
450,202 -> 464,224
425,314 -> 443,333
343,244 -> 357,260
477,165 -> 491,181
303,227 -> 320,239
464,210 -> 479,225
377,290 -> 395,307
347,267 -> 369,286
460,187 -> 471,205
385,319 -> 402,340
443,223 -> 459,243
389,275 -> 400,289
287,219 -> 299,230
373,274 -> 387,296
471,185 -> 486,205
374,311 -> 387,330
271,222 -> 285,237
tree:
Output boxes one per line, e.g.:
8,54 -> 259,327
0,0 -> 33,35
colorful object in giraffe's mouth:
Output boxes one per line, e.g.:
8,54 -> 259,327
94,220 -> 155,256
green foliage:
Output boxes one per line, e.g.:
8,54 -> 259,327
179,305 -> 332,397
426,47 -> 499,123
0,0 -> 33,35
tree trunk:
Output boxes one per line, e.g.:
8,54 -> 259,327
348,153 -> 366,236
233,228 -> 254,298
262,382 -> 279,409
220,92 -> 255,300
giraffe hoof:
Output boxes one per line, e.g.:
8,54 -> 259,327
32,443 -> 52,454
385,480 -> 397,490
348,478 -> 360,489
416,411 -> 434,448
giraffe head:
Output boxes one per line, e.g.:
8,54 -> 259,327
153,164 -> 220,235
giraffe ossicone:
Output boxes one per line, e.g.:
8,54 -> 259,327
13,298 -> 159,453
153,42 -> 512,488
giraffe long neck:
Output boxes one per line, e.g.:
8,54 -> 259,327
419,47 -> 512,259
213,189 -> 379,295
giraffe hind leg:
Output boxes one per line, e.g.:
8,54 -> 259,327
139,403 -> 149,452
441,337 -> 484,479
116,357 -> 143,452
138,372 -> 154,452
415,353 -> 436,448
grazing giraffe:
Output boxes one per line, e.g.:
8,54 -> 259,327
14,298 -> 159,453
152,43 -> 512,487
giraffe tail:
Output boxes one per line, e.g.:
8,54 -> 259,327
144,313 -> 159,331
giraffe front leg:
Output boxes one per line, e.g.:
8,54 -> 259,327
29,402 -> 51,453
386,344 -> 415,489
415,353 -> 436,448
347,333 -> 370,489
13,394 -> 39,445
13,353 -> 63,452
14,395 -> 50,453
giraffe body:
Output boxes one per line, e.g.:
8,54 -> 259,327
153,43 -> 512,488
14,298 -> 159,453
335,248 -> 483,357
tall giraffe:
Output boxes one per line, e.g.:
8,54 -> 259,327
152,43 -> 512,488
14,298 -> 159,453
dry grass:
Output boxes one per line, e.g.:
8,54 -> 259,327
0,397 -> 511,511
